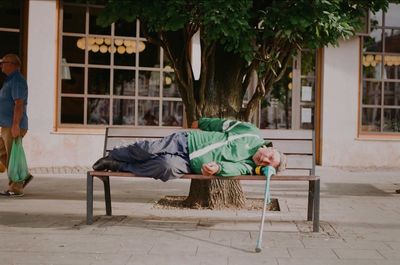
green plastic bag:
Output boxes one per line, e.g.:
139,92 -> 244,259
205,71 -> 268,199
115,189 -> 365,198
8,137 -> 29,183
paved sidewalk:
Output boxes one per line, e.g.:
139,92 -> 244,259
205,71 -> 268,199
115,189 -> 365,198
0,166 -> 400,265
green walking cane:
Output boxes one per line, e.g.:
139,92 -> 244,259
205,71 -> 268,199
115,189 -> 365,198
255,166 -> 276,253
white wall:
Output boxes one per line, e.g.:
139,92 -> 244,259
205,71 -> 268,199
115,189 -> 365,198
322,37 -> 400,168
25,0 -> 104,168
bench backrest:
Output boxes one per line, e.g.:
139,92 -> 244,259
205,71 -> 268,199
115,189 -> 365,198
103,127 -> 315,176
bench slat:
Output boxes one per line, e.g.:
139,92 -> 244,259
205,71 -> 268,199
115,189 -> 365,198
88,170 -> 318,181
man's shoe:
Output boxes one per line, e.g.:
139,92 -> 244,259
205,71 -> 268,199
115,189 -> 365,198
92,156 -> 121,171
0,190 -> 24,197
23,174 -> 34,188
396,189 -> 400,194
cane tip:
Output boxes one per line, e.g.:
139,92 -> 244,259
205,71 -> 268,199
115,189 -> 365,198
255,247 -> 262,253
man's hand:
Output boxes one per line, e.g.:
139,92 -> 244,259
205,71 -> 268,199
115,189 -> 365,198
201,162 -> 220,176
11,124 -> 21,138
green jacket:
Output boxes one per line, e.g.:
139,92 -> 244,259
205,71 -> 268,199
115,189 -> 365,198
187,117 -> 270,176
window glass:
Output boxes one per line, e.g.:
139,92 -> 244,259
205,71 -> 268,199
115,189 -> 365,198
0,2 -> 20,29
362,81 -> 381,105
361,4 -> 400,134
115,19 -> 136,37
163,72 -> 180,98
384,82 -> 400,105
61,97 -> 84,124
114,69 -> 135,96
138,100 -> 159,126
61,67 -> 84,94
139,42 -> 160,67
88,68 -> 110,95
363,29 -> 382,52
384,29 -> 400,53
63,36 -> 85,64
370,10 -> 382,27
59,2 -> 182,127
385,4 -> 400,28
383,108 -> 400,132
87,98 -> 109,124
362,54 -> 382,79
362,108 -> 381,132
162,101 -> 183,126
0,2 -> 22,87
63,5 -> 85,33
113,99 -> 135,125
260,61 -> 293,129
89,7 -> 110,35
138,71 -> 160,96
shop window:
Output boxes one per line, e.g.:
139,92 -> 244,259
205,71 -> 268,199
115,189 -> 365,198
59,1 -> 183,127
0,0 -> 24,86
361,3 -> 400,134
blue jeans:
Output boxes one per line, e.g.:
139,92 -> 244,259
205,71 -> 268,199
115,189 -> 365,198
110,132 -> 191,182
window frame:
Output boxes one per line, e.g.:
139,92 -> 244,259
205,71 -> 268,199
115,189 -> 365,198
57,1 -> 183,130
359,5 -> 400,137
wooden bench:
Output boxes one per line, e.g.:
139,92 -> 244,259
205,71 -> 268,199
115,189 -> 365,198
86,127 -> 320,232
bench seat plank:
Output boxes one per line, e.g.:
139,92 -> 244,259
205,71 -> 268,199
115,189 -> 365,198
89,170 -> 319,181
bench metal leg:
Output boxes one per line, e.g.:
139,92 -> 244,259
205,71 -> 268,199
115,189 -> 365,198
307,180 -> 315,221
101,176 -> 112,216
86,172 -> 93,225
313,179 -> 320,232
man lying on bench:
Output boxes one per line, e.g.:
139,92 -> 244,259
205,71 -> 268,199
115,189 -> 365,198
92,117 -> 286,181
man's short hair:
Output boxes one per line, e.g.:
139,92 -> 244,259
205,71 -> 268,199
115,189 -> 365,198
276,150 -> 287,173
3,54 -> 21,67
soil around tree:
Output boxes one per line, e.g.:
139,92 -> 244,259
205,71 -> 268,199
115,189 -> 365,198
154,196 -> 280,211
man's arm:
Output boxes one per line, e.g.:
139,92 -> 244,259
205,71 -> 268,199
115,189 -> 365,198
202,161 -> 253,176
11,99 -> 24,138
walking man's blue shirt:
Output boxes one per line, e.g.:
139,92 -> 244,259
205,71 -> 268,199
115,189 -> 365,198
0,70 -> 28,129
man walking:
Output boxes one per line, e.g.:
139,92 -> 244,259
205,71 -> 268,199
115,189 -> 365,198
0,54 -> 33,197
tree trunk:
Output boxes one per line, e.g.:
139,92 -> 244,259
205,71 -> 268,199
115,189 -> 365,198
184,46 -> 248,208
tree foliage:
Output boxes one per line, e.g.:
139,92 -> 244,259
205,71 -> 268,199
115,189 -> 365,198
95,0 -> 391,124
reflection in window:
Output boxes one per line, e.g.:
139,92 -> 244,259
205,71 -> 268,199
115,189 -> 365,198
138,100 -> 159,126
88,98 -> 109,124
114,70 -> 135,96
59,2 -> 183,127
162,101 -> 183,126
362,108 -> 381,132
361,5 -> 400,133
61,67 -> 84,94
88,68 -> 110,95
113,99 -> 135,125
384,109 -> 400,132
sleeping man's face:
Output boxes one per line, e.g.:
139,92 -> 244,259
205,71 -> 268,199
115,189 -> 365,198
252,147 -> 280,168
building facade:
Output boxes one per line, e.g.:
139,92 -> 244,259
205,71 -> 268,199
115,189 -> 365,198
1,0 -> 399,169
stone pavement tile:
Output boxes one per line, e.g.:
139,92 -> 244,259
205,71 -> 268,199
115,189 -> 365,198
372,260 -> 400,265
301,238 -> 348,249
277,258 -> 357,265
376,249 -> 400,259
385,241 -> 400,250
343,240 -> 393,251
287,248 -> 338,259
148,238 -> 198,256
332,248 -> 384,259
195,241 -> 257,257
227,255 -> 278,265
125,254 -> 228,265
234,246 -> 289,258
0,251 -> 131,265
